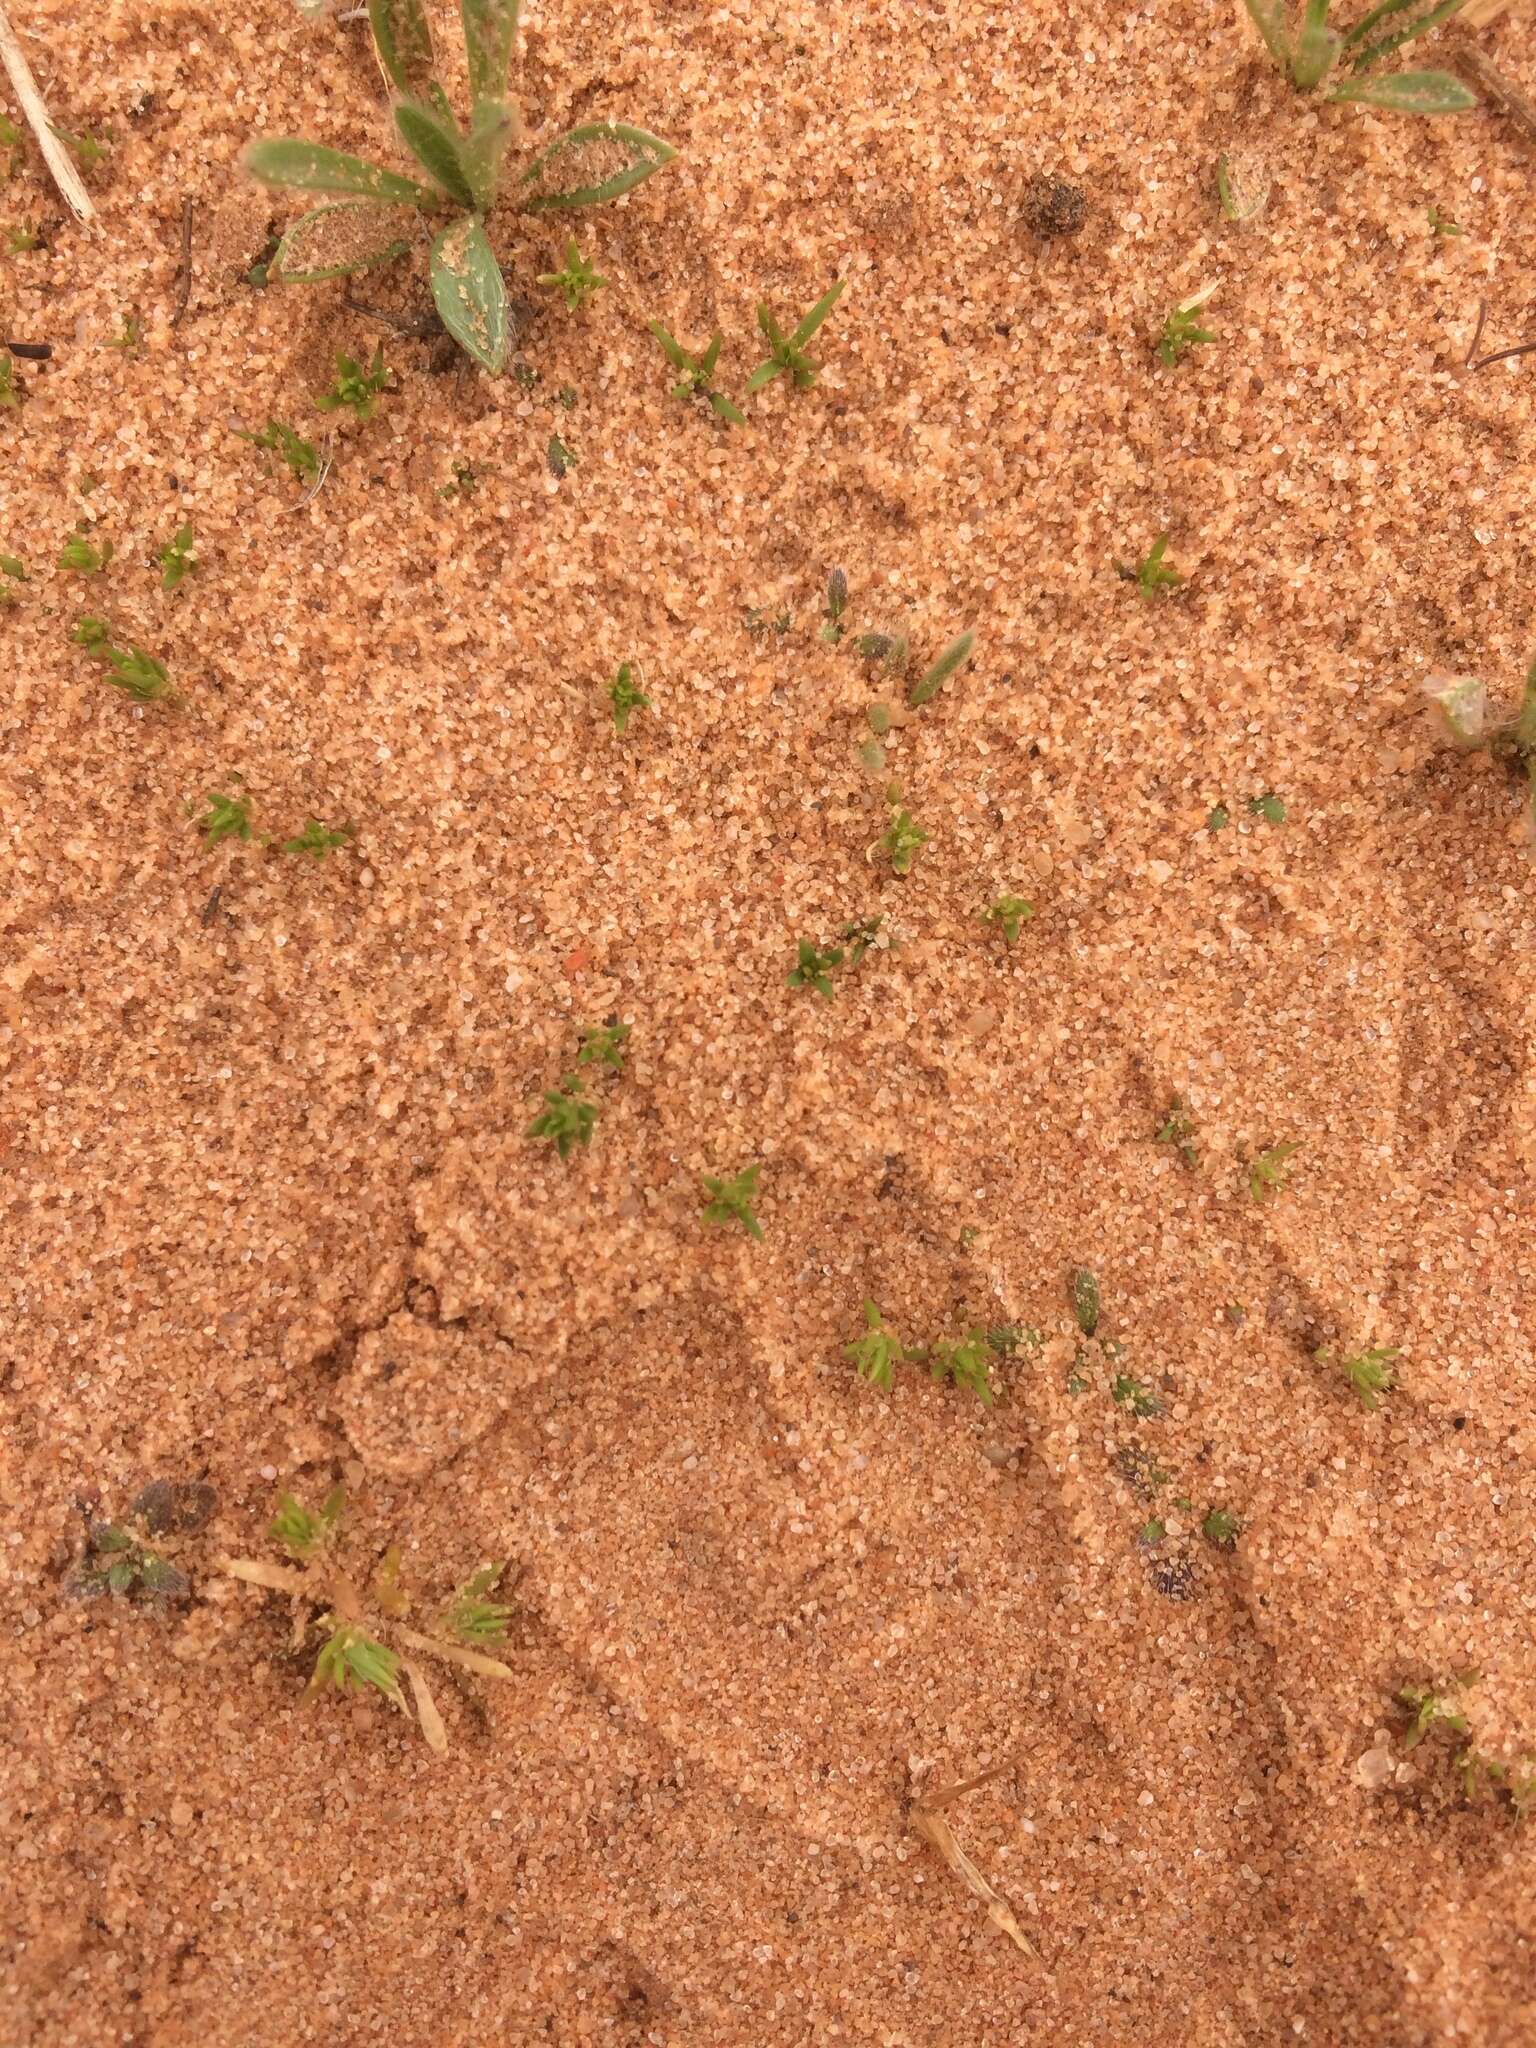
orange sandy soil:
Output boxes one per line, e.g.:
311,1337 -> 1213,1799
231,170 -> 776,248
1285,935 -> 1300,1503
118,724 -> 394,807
4,1 -> 1536,2041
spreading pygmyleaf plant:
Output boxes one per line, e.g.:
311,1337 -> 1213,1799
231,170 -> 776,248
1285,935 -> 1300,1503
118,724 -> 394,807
243,0 -> 676,372
1239,1 -> 1477,114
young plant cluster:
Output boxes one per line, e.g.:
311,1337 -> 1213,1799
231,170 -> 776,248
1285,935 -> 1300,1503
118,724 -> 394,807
649,282 -> 846,427
786,916 -> 883,998
1398,1674 -> 1535,1817
1241,1 -> 1476,116
844,1300 -> 1007,1406
527,1020 -> 631,1159
64,1480 -> 217,1603
189,783 -> 353,859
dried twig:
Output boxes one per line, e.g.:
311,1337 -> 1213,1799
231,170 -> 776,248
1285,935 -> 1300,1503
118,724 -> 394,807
1450,38 -> 1536,146
342,291 -> 444,340
0,1 -> 94,222
1463,296 -> 1536,372
910,1800 -> 1038,1959
3,338 -> 51,359
171,198 -> 195,327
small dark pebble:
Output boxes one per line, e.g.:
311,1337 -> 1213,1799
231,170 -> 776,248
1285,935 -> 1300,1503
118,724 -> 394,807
1021,173 -> 1087,240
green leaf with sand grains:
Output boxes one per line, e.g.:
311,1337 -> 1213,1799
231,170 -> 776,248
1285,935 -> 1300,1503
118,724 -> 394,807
519,122 -> 676,211
243,139 -> 438,210
907,631 -> 975,709
394,101 -> 480,210
430,217 -> 508,373
368,0 -> 441,104
460,100 -> 519,212
1328,68 -> 1475,112
1240,0 -> 1293,68
274,203 -> 416,283
460,0 -> 522,104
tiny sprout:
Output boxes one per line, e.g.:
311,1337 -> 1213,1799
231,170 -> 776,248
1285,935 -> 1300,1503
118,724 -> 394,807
51,123 -> 111,169
1070,1266 -> 1100,1337
839,915 -> 883,964
747,280 -> 846,395
1215,152 -> 1270,223
105,644 -> 175,703
512,361 -> 539,392
195,789 -> 254,848
701,1163 -> 763,1241
1239,0 -> 1475,114
238,419 -> 321,484
270,1486 -> 344,1560
856,629 -> 910,674
931,1329 -> 996,1405
59,533 -> 114,575
547,434 -> 577,478
108,315 -> 142,352
0,552 -> 25,584
557,384 -> 577,409
880,806 -> 928,876
440,459 -> 480,499
984,894 -> 1034,945
787,938 -> 844,999
443,1564 -> 512,1645
1116,532 -> 1179,598
281,819 -> 351,858
744,605 -> 792,637
317,343 -> 391,421
1155,1096 -> 1199,1167
1111,1374 -> 1162,1419
538,239 -> 607,310
1247,791 -> 1286,824
907,631 -> 975,709
821,568 -> 848,643
158,523 -> 196,592
1399,1676 -> 1474,1748
1137,1518 -> 1166,1547
576,1021 -> 630,1072
1248,1139 -> 1301,1203
1202,1507 -> 1240,1548
845,1300 -> 909,1391
608,661 -> 651,734
528,1076 -> 596,1159
1427,204 -> 1463,237
72,614 -> 111,651
6,222 -> 39,253
1157,289 -> 1217,368
0,359 -> 21,408
1207,803 -> 1230,832
648,323 -> 746,425
310,1624 -> 404,1706
1338,1344 -> 1400,1412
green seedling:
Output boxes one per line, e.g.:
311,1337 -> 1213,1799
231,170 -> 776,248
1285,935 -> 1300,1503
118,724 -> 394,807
194,788 -> 255,848
440,458 -> 481,498
821,568 -> 848,643
75,622 -> 177,703
243,0 -> 674,374
984,894 -> 1034,945
238,419 -> 322,484
1116,532 -> 1180,596
1208,803 -> 1230,831
223,1489 -> 513,1751
576,1021 -> 630,1072
318,343 -> 392,419
527,1076 -> 596,1158
1239,0 -> 1476,115
744,605 -> 792,636
746,280 -> 846,394
1202,1507 -> 1240,1548
72,614 -> 111,651
1070,1266 -> 1100,1337
59,534 -> 113,575
1248,1138 -> 1301,1202
0,553 -> 24,600
51,123 -> 111,169
1334,1343 -> 1400,1411
907,631 -> 976,708
931,1329 -> 996,1405
1427,203 -> 1463,236
1137,1518 -> 1167,1547
546,433 -> 577,477
65,1480 -> 215,1602
538,238 -> 607,309
1422,658 -> 1536,839
701,1163 -> 763,1241
1399,1674 -> 1475,1747
109,315 -> 142,352
512,360 -> 538,391
1215,151 -> 1271,222
6,222 -> 38,252
0,359 -> 21,408
856,630 -> 910,674
0,112 -> 21,170
845,1299 -> 914,1391
1155,1096 -> 1199,1167
281,819 -> 352,857
159,523 -> 196,592
607,660 -> 651,734
1247,791 -> 1286,824
787,938 -> 844,999
840,915 -> 883,964
880,806 -> 928,876
1157,289 -> 1216,367
1112,1374 -> 1163,1418
648,323 -> 746,424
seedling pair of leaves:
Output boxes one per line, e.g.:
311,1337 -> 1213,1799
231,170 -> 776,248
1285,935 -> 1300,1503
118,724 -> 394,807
1116,532 -> 1180,596
701,1162 -> 763,1240
1241,0 -> 1477,115
1424,659 -> 1536,841
220,1488 -> 513,1753
607,661 -> 651,733
318,344 -> 393,421
65,1480 -> 217,1603
72,617 -> 176,703
845,1302 -> 1002,1404
786,918 -> 883,998
649,281 -> 845,425
1157,287 -> 1217,367
244,0 -> 676,372
527,1021 -> 631,1159
191,786 -> 353,857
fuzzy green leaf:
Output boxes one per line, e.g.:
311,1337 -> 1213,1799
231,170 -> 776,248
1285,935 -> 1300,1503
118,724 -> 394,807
1241,0 -> 1293,69
1345,0 -> 1466,68
243,138 -> 438,209
1291,0 -> 1341,88
394,102 -> 478,209
460,0 -> 522,104
519,122 -> 676,211
1328,68 -> 1476,111
369,0 -> 439,100
461,99 -> 518,211
429,217 -> 509,372
273,202 -> 415,283
907,630 -> 974,708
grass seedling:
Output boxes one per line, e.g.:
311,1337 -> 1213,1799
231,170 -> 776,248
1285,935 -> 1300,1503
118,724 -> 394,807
238,419 -> 321,484
5,222 -> 38,252
1112,1373 -> 1163,1418
931,1329 -> 996,1405
907,631 -> 976,709
194,788 -> 255,848
745,605 -> 792,637
607,661 -> 651,734
840,915 -> 883,964
1247,791 -> 1286,824
538,239 -> 607,309
1202,1507 -> 1240,1548
1155,1096 -> 1199,1167
158,523 -> 196,592
1239,0 -> 1476,115
0,553 -> 25,600
1137,1517 -> 1167,1547
701,1163 -> 763,1241
845,1300 -> 914,1391
546,434 -> 577,478
576,1021 -> 630,1072
65,1495 -> 203,1602
1116,532 -> 1180,597
1070,1266 -> 1100,1337
1157,289 -> 1216,367
787,938 -> 844,998
0,359 -> 20,409
59,533 -> 114,575
72,615 -> 111,651
221,1489 -> 513,1752
856,629 -> 910,675
1336,1343 -> 1400,1411
821,568 -> 848,643
1248,1139 -> 1301,1202
1427,203 -> 1463,236
1399,1675 -> 1474,1748
75,622 -> 177,704
1208,803 -> 1230,831
747,280 -> 846,394
527,1076 -> 596,1158
648,323 -> 746,424
51,123 -> 111,169
880,806 -> 929,876
109,315 -> 143,352
984,894 -> 1034,945
317,343 -> 391,420
243,0 -> 673,374
281,819 -> 352,857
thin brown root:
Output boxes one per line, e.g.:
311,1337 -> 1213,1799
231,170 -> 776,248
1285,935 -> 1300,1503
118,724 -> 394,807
910,1803 -> 1038,1959
0,1 -> 94,222
1450,39 -> 1536,147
